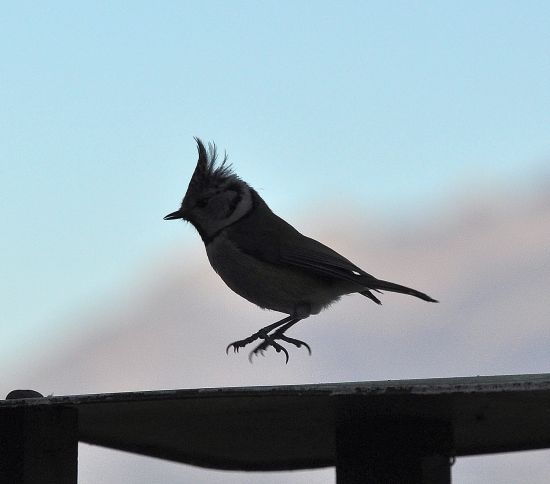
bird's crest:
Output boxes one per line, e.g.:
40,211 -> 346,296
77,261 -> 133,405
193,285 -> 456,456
190,137 -> 236,189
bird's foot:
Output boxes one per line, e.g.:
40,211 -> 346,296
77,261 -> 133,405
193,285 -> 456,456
247,331 -> 311,364
277,334 -> 312,355
225,329 -> 267,355
226,316 -> 310,363
248,338 -> 290,363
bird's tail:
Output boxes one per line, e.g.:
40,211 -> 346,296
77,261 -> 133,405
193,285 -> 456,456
370,279 -> 438,303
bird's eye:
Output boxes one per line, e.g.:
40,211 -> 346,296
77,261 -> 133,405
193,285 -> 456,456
196,197 -> 209,208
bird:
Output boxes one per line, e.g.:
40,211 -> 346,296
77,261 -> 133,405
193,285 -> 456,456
164,138 -> 437,363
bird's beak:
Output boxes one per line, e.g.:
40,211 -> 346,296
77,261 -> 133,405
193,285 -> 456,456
163,210 -> 185,220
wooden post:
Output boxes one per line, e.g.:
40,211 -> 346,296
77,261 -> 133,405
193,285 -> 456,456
336,397 -> 453,483
0,406 -> 78,484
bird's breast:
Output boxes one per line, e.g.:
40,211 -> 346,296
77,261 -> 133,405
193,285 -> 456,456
205,233 -> 346,315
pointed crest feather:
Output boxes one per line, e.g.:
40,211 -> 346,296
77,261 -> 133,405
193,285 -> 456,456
191,137 -> 236,187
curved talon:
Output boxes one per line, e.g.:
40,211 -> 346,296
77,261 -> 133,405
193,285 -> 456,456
248,348 -> 258,363
247,339 -> 290,363
270,340 -> 290,363
248,340 -> 269,363
299,341 -> 312,355
279,335 -> 312,355
278,345 -> 290,364
227,337 -> 256,355
226,343 -> 241,354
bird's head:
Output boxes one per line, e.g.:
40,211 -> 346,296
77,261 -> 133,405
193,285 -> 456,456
164,138 -> 252,241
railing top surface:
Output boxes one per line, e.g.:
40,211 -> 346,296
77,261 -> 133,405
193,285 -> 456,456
4,373 -> 550,470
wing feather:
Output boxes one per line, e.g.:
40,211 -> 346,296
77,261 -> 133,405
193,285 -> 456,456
226,189 -> 377,286
225,191 -> 435,303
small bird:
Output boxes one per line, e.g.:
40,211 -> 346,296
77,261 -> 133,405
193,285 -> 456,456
164,138 -> 437,362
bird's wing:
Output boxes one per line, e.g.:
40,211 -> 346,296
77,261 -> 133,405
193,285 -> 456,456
226,190 -> 435,303
279,234 -> 378,285
279,231 -> 436,303
226,189 -> 379,286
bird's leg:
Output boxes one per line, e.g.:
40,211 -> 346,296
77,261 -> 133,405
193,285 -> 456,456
226,315 -> 295,355
248,318 -> 311,364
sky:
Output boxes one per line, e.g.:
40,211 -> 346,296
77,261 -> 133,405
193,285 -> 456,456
1,1 -> 550,358
1,2 -> 550,481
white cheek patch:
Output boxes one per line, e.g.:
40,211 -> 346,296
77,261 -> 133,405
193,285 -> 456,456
204,186 -> 253,237
224,187 -> 253,226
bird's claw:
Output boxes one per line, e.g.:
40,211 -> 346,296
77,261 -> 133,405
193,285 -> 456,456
248,339 -> 289,364
226,331 -> 266,354
226,342 -> 238,354
278,334 -> 312,355
228,333 -> 310,362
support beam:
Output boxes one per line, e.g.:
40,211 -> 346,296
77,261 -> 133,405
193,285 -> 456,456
0,405 -> 78,484
4,374 -> 550,476
336,397 -> 453,483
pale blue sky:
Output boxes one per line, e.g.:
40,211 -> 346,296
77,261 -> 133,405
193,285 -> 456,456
1,1 -> 549,362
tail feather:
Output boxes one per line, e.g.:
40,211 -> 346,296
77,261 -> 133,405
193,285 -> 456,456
360,290 -> 382,305
370,279 -> 438,303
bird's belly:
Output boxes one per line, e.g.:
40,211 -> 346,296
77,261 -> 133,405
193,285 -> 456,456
205,235 -> 349,315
